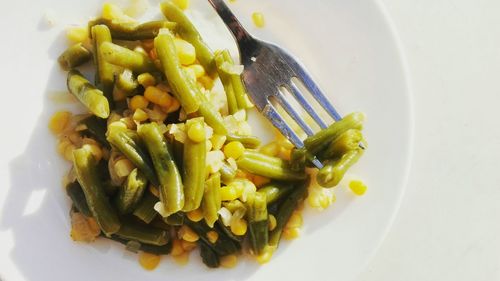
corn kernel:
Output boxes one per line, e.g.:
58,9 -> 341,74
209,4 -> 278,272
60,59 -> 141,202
223,141 -> 245,159
64,144 -> 76,162
256,246 -> 275,264
319,193 -> 331,209
179,225 -> 199,242
66,26 -> 88,43
102,2 -> 135,22
278,147 -> 292,161
129,95 -> 149,110
220,185 -> 239,201
286,211 -> 303,229
133,108 -> 149,122
173,0 -> 189,10
349,180 -> 367,196
174,38 -> 196,65
282,227 -> 300,240
252,12 -> 265,28
186,208 -> 204,222
260,142 -> 279,157
187,122 -> 206,143
206,140 -> 213,151
181,240 -> 197,252
172,251 -> 189,265
114,158 -> 135,178
137,73 -> 156,88
57,139 -> 71,156
149,185 -> 160,198
268,214 -> 277,231
87,144 -> 103,162
138,252 -> 161,271
166,98 -> 180,113
49,111 -> 72,135
197,75 -> 214,90
210,134 -> 227,151
230,218 -> 247,236
206,231 -> 219,244
149,48 -> 158,60
142,39 -> 154,51
252,175 -> 270,187
70,212 -> 101,242
220,254 -> 238,268
171,239 -> 184,256
188,64 -> 205,78
144,86 -> 171,107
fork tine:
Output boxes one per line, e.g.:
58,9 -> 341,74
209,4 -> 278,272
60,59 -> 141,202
273,90 -> 315,136
261,104 -> 305,149
287,61 -> 342,121
284,83 -> 328,129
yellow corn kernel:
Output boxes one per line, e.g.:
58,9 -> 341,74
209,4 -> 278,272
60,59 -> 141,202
206,231 -> 219,244
173,0 -> 189,10
260,142 -> 279,157
172,251 -> 189,265
138,252 -> 161,271
181,240 -> 197,252
197,75 -> 214,90
166,98 -> 180,113
149,48 -> 158,60
144,86 -> 171,107
174,38 -> 196,65
171,239 -> 184,256
256,246 -> 275,264
220,185 -> 239,201
223,141 -> 245,159
210,134 -> 227,151
206,140 -> 213,151
133,108 -> 149,122
286,211 -> 303,229
252,175 -> 270,188
319,193 -> 331,209
129,95 -> 149,111
87,144 -> 103,162
186,208 -> 204,222
69,132 -> 82,145
349,180 -> 367,196
64,144 -> 76,162
268,214 -> 277,231
142,39 -> 154,51
187,122 -> 206,143
66,26 -> 88,43
114,158 -> 135,178
102,3 -> 135,22
188,64 -> 205,78
278,147 -> 292,161
230,218 -> 247,236
252,12 -> 265,28
220,254 -> 238,268
57,139 -> 71,156
70,212 -> 101,242
49,111 -> 72,135
137,73 -> 156,88
179,225 -> 199,242
282,227 -> 300,240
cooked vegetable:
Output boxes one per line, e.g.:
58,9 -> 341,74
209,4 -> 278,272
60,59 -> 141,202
115,168 -> 148,214
58,43 -> 92,70
246,192 -> 268,254
66,181 -> 91,217
116,220 -> 169,246
226,134 -> 261,149
91,24 -> 115,106
202,173 -> 221,227
317,148 -> 364,187
133,191 -> 159,224
67,70 -> 110,118
257,182 -> 293,205
89,18 -> 176,41
237,150 -> 306,181
101,41 -> 157,74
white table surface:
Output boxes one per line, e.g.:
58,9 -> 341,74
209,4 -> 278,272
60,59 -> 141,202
357,0 -> 500,280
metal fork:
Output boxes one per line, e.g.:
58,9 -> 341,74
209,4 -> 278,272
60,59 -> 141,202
208,0 -> 342,168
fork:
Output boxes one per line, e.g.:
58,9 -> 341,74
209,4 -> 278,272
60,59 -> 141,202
208,0 -> 342,168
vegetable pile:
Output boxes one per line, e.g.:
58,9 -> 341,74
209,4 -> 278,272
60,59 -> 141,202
50,1 -> 367,269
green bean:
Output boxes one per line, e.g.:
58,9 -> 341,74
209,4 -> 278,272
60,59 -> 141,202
202,173 -> 221,227
116,69 -> 139,95
89,18 -> 177,41
91,25 -> 115,106
226,134 -> 261,149
236,150 -> 306,181
138,123 -> 184,216
220,50 -> 253,109
246,192 -> 268,254
106,126 -> 158,186
154,32 -> 200,113
79,115 -> 110,149
66,181 -> 92,217
106,235 -> 172,255
160,2 -> 215,74
317,148 -> 364,188
182,118 -> 207,211
164,212 -> 185,226
199,240 -> 220,268
219,162 -> 236,184
133,191 -> 158,224
215,51 -> 238,114
184,220 -> 240,256
115,168 -> 148,214
73,147 -> 121,235
257,183 -> 293,205
115,220 -> 169,246
197,98 -> 228,135
67,70 -> 110,119
58,43 -> 92,70
324,129 -> 364,159
268,179 -> 308,247
289,148 -> 307,171
303,112 -> 365,155
100,42 -> 157,74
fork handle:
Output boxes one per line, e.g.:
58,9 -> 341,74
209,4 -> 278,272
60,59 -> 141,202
207,0 -> 255,46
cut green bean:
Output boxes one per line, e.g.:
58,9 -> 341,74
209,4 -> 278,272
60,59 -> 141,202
106,126 -> 158,186
236,150 -> 306,181
317,148 -> 364,188
226,134 -> 261,149
67,70 -> 110,119
220,50 -> 253,109
133,191 -> 158,224
257,183 -> 293,205
89,18 -> 177,41
79,115 -> 109,149
219,162 -> 236,184
116,220 -> 169,246
197,97 -> 228,135
138,123 -> 184,216
154,32 -> 200,113
215,51 -> 238,114
91,25 -> 115,106
324,129 -> 364,159
246,192 -> 268,254
106,235 -> 172,255
184,220 -> 240,256
182,117 -> 207,211
58,43 -> 92,70
116,69 -> 139,95
164,212 -> 185,226
202,173 -> 221,227
115,168 -> 148,214
161,2 -> 215,74
66,181 -> 92,217
73,146 -> 121,235
199,241 -> 220,268
100,42 -> 157,74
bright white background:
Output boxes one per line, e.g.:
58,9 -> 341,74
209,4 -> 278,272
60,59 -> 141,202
358,0 -> 500,280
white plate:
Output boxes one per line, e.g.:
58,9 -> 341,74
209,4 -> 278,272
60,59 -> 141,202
0,0 -> 412,280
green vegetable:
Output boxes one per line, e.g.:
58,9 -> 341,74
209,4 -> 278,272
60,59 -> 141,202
106,235 -> 172,255
58,43 -> 92,70
215,50 -> 238,114
115,168 -> 148,214
199,240 -> 220,268
89,18 -> 176,41
246,192 -> 268,254
226,134 -> 261,149
184,220 -> 240,256
202,173 -> 221,227
236,150 -> 306,181
317,148 -> 364,187
67,70 -> 110,119
115,220 -> 169,246
219,162 -> 236,184
257,182 -> 293,205
79,115 -> 109,149
66,181 -> 91,217
100,41 -> 157,74
324,129 -> 364,159
116,69 -> 139,95
91,24 -> 115,107
73,146 -> 121,235
219,50 -> 252,109
133,191 -> 158,224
